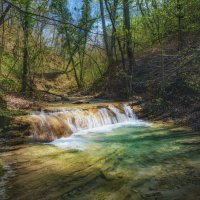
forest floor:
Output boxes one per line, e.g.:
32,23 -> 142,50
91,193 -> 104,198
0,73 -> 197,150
133,50 -> 200,131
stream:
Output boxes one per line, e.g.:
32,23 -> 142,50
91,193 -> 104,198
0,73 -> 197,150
0,103 -> 200,200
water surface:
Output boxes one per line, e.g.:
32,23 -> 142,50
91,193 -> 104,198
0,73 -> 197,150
1,123 -> 200,200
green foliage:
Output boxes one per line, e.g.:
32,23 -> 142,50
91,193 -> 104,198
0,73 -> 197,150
0,162 -> 4,177
184,80 -> 200,94
0,0 -> 200,97
0,91 -> 6,109
0,77 -> 18,92
154,97 -> 166,108
133,0 -> 200,49
0,77 -> 11,88
169,77 -> 200,96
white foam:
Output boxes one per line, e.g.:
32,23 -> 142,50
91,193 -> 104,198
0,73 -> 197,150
50,136 -> 87,150
50,119 -> 151,150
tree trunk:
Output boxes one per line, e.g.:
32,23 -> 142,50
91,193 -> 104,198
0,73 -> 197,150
65,34 -> 82,89
21,7 -> 30,95
22,23 -> 29,94
122,0 -> 135,95
99,0 -> 112,68
104,0 -> 126,71
72,58 -> 82,89
177,0 -> 183,51
123,0 -> 134,74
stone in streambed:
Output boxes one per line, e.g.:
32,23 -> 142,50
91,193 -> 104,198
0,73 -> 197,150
61,95 -> 70,101
55,97 -> 62,101
72,100 -> 90,104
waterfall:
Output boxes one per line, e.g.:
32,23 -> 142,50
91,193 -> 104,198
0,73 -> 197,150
29,104 -> 140,142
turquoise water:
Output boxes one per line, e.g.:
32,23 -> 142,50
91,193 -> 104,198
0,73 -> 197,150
52,125 -> 199,163
1,124 -> 200,200
49,124 -> 200,199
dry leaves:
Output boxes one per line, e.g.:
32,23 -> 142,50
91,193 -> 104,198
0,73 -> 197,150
4,95 -> 33,109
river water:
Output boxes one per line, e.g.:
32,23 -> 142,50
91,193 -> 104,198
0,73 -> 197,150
0,104 -> 200,200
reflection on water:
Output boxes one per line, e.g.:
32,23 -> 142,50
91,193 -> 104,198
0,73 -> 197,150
1,124 -> 200,200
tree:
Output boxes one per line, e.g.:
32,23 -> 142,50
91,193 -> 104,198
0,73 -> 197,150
20,0 -> 32,95
122,0 -> 134,93
104,0 -> 126,70
77,0 -> 94,87
99,0 -> 112,68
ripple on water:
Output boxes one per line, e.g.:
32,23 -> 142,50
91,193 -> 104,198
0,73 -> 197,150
1,124 -> 200,200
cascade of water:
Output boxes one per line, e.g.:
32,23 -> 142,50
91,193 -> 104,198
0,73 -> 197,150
123,104 -> 137,119
29,104 -> 140,141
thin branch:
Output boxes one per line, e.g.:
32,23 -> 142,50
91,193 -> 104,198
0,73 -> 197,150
0,3 -> 11,26
4,0 -> 109,38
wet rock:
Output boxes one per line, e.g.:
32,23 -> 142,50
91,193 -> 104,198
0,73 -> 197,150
72,100 -> 90,104
61,95 -> 70,101
129,101 -> 140,106
143,192 -> 162,199
55,97 -> 62,101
